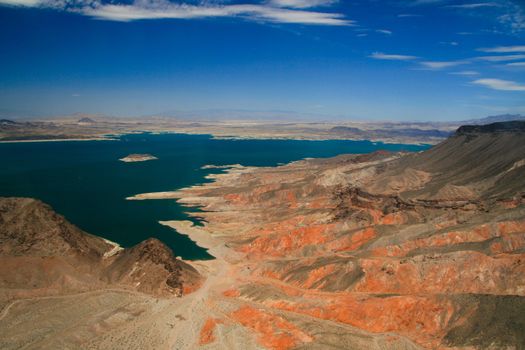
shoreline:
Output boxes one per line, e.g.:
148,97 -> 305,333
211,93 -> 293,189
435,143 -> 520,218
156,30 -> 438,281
152,130 -> 439,145
0,130 -> 439,145
207,134 -> 437,145
101,238 -> 124,258
159,220 -> 223,258
0,136 -> 117,143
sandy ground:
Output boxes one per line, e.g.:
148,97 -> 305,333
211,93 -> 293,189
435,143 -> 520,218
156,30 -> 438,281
0,215 -> 263,350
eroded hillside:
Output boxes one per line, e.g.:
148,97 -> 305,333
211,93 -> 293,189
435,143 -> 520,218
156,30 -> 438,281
155,121 -> 525,349
1,121 -> 524,349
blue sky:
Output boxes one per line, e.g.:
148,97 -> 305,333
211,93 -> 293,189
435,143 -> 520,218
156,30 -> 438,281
0,0 -> 524,121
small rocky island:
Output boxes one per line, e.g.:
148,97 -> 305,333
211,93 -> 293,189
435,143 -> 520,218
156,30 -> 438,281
119,153 -> 158,162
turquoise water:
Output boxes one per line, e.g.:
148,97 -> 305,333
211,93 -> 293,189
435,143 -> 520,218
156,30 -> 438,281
0,133 -> 429,260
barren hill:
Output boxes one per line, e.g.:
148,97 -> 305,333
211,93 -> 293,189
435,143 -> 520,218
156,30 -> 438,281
0,197 -> 202,299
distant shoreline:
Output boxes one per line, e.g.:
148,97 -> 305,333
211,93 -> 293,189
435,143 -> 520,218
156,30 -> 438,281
0,137 -> 117,143
0,131 -> 436,146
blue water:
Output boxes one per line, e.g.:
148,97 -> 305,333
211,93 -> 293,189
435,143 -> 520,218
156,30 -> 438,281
0,133 -> 429,260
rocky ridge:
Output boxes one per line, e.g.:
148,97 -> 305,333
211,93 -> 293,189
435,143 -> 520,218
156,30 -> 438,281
0,197 -> 202,298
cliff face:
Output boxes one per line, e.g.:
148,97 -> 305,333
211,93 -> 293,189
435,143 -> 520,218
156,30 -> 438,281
169,122 -> 525,349
0,198 -> 202,298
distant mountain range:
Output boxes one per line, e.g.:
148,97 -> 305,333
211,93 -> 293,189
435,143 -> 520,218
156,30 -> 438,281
461,114 -> 525,125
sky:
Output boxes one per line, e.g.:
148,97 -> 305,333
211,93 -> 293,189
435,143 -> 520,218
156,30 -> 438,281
0,0 -> 524,121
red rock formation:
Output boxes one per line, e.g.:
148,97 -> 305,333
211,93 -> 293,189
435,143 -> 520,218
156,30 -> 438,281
199,318 -> 221,345
172,122 -> 525,349
230,306 -> 313,350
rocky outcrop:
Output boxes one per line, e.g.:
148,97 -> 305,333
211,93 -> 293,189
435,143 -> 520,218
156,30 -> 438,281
0,197 -> 202,298
119,154 -> 158,162
0,197 -> 111,258
455,120 -> 525,135
104,238 -> 202,296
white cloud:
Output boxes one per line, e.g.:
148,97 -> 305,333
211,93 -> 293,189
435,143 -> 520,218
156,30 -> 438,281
269,0 -> 337,9
450,70 -> 479,75
446,2 -> 501,9
420,60 -> 467,69
376,29 -> 392,35
0,0 -> 39,5
369,52 -> 418,60
478,45 -> 525,53
497,1 -> 525,33
507,62 -> 525,67
476,54 -> 525,62
0,0 -> 352,25
472,78 -> 525,91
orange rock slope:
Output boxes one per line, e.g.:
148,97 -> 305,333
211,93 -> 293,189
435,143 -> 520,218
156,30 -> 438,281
167,122 -> 525,349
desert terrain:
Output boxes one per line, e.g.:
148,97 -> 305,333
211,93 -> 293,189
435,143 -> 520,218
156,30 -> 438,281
0,121 -> 524,349
0,115 -> 463,145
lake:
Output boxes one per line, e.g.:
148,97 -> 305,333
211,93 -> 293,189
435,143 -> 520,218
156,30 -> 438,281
0,133 -> 429,260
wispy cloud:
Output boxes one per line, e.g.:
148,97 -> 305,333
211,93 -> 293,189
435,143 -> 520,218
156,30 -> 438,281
409,0 -> 448,6
443,0 -> 524,34
420,60 -> 467,69
450,70 -> 479,75
476,54 -> 525,62
507,62 -> 525,67
369,52 -> 418,60
397,13 -> 423,17
478,45 -> 525,53
497,1 -> 525,33
376,29 -> 392,35
269,0 -> 337,8
445,2 -> 501,9
0,0 -> 353,25
0,0 -> 39,5
440,41 -> 459,46
472,78 -> 525,91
